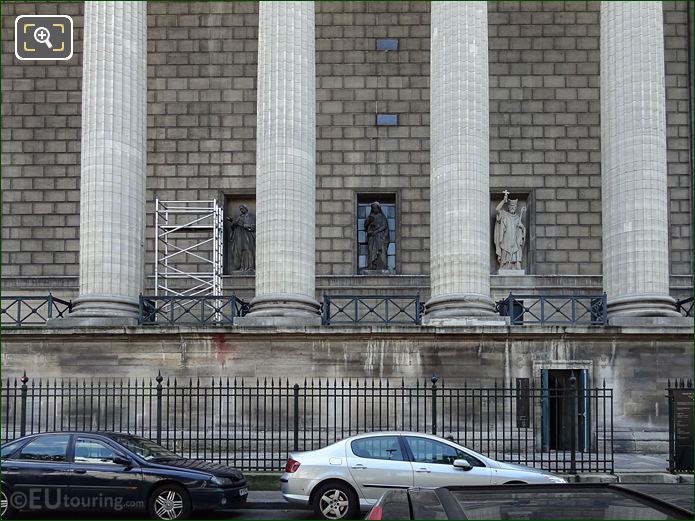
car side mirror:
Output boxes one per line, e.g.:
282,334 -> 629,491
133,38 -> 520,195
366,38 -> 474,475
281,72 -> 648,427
453,458 -> 473,471
113,455 -> 132,466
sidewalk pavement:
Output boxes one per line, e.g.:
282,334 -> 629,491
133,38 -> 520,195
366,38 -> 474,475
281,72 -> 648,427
243,453 -> 693,510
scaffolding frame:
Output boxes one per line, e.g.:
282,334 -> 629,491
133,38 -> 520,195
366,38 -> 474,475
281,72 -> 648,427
154,198 -> 224,297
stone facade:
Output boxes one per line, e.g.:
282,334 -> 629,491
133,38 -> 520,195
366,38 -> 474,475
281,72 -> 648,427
1,1 -> 693,454
2,1 -> 692,296
1,325 -> 691,452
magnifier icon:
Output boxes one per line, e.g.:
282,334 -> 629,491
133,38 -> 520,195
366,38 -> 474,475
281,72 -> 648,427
34,26 -> 53,49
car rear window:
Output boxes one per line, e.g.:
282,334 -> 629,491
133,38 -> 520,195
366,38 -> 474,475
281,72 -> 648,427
17,435 -> 70,462
351,436 -> 406,461
1,439 -> 26,459
451,488 -> 681,520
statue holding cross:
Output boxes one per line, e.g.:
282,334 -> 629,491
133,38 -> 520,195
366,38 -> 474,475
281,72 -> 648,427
494,190 -> 526,271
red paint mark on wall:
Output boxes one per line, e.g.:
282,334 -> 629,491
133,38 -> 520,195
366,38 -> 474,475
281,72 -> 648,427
214,334 -> 231,368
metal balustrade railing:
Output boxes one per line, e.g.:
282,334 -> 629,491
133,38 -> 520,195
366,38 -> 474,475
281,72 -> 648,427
2,372 -> 614,473
675,297 -> 693,318
139,295 -> 249,326
5,292 -> 690,327
323,295 -> 423,325
496,293 -> 608,326
0,294 -> 73,327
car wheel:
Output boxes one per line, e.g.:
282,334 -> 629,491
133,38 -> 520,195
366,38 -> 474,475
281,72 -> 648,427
313,482 -> 359,520
1,487 -> 16,519
148,484 -> 191,520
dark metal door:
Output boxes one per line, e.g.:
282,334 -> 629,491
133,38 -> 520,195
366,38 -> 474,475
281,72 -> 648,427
541,369 -> 590,451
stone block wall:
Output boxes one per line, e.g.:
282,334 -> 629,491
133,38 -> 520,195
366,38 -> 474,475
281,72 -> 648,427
2,326 -> 692,441
1,1 -> 692,294
2,2 -> 83,283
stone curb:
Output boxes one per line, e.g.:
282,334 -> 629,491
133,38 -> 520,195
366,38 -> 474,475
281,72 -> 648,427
570,472 -> 692,484
242,499 -> 304,511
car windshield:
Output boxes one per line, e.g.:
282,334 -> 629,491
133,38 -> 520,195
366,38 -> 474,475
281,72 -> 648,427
109,435 -> 181,461
451,488 -> 682,520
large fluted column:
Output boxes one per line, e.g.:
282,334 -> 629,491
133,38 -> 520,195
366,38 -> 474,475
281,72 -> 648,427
69,2 -> 147,325
425,2 -> 498,322
600,2 -> 679,318
244,1 -> 321,325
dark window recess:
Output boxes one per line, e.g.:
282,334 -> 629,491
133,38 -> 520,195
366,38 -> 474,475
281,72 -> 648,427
376,113 -> 398,126
357,198 -> 396,272
376,38 -> 398,51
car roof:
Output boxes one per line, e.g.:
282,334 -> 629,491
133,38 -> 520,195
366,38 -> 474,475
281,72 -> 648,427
346,431 -> 448,440
4,431 -> 137,442
437,484 -> 694,520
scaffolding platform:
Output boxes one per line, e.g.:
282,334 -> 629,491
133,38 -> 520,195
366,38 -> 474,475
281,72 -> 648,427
154,198 -> 224,297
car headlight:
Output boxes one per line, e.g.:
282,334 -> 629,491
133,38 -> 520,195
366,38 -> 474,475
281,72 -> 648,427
210,476 -> 233,487
544,475 -> 568,484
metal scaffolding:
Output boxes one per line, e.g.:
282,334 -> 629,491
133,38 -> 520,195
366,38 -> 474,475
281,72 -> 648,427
154,198 -> 223,297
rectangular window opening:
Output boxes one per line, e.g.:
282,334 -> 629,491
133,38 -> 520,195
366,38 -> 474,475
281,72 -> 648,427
376,113 -> 398,126
376,38 -> 398,51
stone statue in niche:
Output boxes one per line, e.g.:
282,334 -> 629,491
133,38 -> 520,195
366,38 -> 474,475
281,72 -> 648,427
365,201 -> 390,270
228,204 -> 256,272
494,190 -> 526,272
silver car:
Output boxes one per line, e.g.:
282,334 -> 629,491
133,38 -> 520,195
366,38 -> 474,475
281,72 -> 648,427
281,432 -> 567,520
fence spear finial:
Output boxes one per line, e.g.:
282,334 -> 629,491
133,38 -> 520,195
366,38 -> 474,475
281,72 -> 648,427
21,371 -> 28,385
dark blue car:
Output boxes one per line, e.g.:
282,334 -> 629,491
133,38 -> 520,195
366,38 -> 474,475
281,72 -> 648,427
0,432 -> 248,520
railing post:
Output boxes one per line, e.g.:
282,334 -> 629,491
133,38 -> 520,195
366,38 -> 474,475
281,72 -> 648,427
20,371 -> 29,437
47,293 -> 54,319
156,371 -> 163,444
602,293 -> 608,324
138,295 -> 144,325
540,296 -> 545,324
293,383 -> 300,451
666,381 -> 674,472
431,374 -> 439,435
415,296 -> 421,324
323,295 -> 329,325
569,371 -> 577,474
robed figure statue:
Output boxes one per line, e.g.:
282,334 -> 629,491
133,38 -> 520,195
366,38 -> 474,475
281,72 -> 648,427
494,191 -> 526,271
365,201 -> 390,270
228,204 -> 256,272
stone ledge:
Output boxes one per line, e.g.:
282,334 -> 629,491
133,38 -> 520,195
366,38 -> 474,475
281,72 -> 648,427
2,323 -> 692,337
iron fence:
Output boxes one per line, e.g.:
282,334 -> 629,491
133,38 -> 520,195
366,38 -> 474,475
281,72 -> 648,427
323,295 -> 423,325
0,294 -> 73,327
496,293 -> 607,325
667,378 -> 693,473
139,295 -> 249,325
2,372 -> 613,473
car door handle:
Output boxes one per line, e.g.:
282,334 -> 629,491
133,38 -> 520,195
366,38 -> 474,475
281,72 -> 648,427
4,466 -> 19,471
72,469 -> 87,474
415,468 -> 431,473
351,464 -> 367,470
